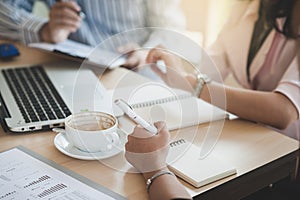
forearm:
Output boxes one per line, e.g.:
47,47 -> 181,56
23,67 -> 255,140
0,1 -> 47,44
200,82 -> 299,130
148,175 -> 191,200
143,168 -> 192,200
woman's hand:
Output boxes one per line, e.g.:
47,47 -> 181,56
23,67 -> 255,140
117,43 -> 148,69
146,45 -> 197,93
125,121 -> 170,175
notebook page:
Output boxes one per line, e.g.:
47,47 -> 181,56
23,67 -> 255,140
110,84 -> 228,130
133,96 -> 227,130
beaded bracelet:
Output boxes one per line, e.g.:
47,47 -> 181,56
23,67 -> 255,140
146,170 -> 175,192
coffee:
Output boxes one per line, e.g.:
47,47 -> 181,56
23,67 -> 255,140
64,112 -> 119,152
68,113 -> 116,131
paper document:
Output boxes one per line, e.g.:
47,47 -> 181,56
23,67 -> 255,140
0,147 -> 126,200
29,40 -> 126,68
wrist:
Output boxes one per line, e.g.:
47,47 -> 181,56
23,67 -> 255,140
144,169 -> 176,193
142,167 -> 169,181
39,23 -> 51,43
193,73 -> 211,97
184,74 -> 198,94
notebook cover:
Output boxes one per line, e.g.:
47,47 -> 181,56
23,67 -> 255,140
167,139 -> 237,188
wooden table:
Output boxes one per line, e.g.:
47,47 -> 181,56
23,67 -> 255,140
0,40 -> 299,200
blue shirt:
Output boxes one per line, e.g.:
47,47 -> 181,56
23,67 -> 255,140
0,0 -> 185,46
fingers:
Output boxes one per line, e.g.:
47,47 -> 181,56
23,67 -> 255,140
125,121 -> 170,172
126,121 -> 169,152
146,46 -> 179,73
118,45 -> 148,69
53,1 -> 81,13
117,43 -> 140,69
49,1 -> 82,32
154,121 -> 170,144
129,125 -> 153,139
154,121 -> 168,135
130,121 -> 167,138
122,55 -> 140,69
49,23 -> 79,34
146,47 -> 170,79
42,1 -> 82,43
146,46 -> 168,64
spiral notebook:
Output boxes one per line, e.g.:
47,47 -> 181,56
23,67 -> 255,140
110,83 -> 228,130
167,139 -> 237,188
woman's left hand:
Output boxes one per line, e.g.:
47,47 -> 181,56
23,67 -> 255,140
146,45 -> 196,93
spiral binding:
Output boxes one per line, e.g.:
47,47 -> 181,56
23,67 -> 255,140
131,93 -> 192,109
169,139 -> 186,147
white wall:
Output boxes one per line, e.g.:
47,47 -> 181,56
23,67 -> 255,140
181,0 -> 232,47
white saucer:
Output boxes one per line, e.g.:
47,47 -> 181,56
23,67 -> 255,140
54,129 -> 127,160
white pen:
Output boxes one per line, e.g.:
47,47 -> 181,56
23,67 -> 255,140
114,99 -> 157,135
156,60 -> 167,74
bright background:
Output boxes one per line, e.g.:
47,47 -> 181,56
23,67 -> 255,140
33,0 -> 233,48
181,0 -> 233,47
33,0 -> 238,86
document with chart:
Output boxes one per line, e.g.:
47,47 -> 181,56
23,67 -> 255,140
0,146 -> 126,200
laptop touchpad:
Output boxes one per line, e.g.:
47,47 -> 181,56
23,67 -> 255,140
46,66 -> 112,114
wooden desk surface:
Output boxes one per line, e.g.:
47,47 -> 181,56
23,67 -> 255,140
0,40 -> 299,200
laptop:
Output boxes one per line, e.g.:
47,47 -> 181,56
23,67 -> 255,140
0,61 -> 113,133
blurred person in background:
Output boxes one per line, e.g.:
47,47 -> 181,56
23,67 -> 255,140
0,0 -> 185,68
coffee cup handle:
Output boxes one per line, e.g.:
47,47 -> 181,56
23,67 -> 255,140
106,132 -> 120,146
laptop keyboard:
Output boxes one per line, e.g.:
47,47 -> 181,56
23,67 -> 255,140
2,66 -> 72,123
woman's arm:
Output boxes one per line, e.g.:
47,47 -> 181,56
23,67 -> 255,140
143,168 -> 192,200
125,122 -> 192,200
200,82 -> 298,130
147,47 -> 299,130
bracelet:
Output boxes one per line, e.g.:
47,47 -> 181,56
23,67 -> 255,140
193,73 -> 211,97
146,170 -> 175,192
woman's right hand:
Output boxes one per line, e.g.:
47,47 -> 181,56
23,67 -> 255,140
125,121 -> 170,178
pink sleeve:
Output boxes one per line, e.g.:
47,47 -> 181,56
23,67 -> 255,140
275,57 -> 300,119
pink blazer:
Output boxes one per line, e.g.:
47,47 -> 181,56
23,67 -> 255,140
203,0 -> 300,140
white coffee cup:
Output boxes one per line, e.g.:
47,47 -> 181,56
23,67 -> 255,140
64,111 -> 120,153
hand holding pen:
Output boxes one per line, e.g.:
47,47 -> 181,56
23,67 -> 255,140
56,0 -> 86,19
39,0 -> 85,43
115,99 -> 158,135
